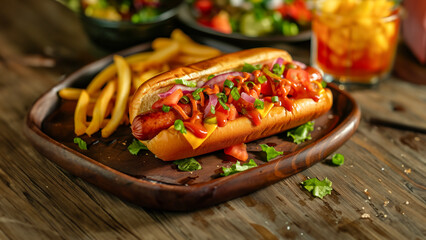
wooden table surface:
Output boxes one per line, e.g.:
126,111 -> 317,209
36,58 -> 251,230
1,1 -> 425,239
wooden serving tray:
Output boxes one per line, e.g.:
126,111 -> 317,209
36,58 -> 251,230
24,44 -> 361,211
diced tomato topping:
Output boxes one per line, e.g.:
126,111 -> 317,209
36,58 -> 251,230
211,11 -> 232,34
224,143 -> 248,161
305,66 -> 323,82
228,104 -> 238,121
285,69 -> 309,85
260,80 -> 273,96
215,104 -> 229,127
152,89 -> 183,109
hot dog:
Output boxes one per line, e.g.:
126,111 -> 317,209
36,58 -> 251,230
129,48 -> 333,161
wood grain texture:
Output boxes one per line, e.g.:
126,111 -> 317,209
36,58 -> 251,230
0,0 -> 425,239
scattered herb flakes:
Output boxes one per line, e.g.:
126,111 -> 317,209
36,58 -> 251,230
260,144 -> 283,161
301,177 -> 332,199
73,137 -> 87,150
173,158 -> 202,172
331,153 -> 344,166
221,159 -> 257,177
128,139 -> 148,155
287,121 -> 314,144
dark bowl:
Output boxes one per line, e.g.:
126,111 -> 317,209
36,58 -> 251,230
177,3 -> 311,46
80,1 -> 182,50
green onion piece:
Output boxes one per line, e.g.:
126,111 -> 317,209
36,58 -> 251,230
210,105 -> 216,114
174,119 -> 187,134
245,81 -> 255,88
331,153 -> 344,166
286,63 -> 297,69
254,99 -> 264,109
258,75 -> 267,84
192,88 -> 204,100
175,79 -> 197,87
271,96 -> 279,103
218,99 -> 229,110
321,81 -> 327,88
224,79 -> 234,89
273,63 -> 285,76
231,87 -> 241,101
207,74 -> 215,80
216,92 -> 228,103
162,105 -> 170,112
242,63 -> 262,73
180,96 -> 190,104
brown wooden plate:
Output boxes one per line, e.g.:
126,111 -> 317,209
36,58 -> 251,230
24,44 -> 361,211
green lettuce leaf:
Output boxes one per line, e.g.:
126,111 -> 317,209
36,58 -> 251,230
174,158 -> 202,172
301,177 -> 333,199
221,159 -> 257,176
128,139 -> 148,155
287,121 -> 314,144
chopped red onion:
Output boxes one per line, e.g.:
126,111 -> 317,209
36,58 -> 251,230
292,60 -> 307,69
158,85 -> 197,98
241,92 -> 256,104
204,94 -> 218,117
203,72 -> 245,88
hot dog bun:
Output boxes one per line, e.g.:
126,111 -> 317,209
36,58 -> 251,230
129,48 -> 333,161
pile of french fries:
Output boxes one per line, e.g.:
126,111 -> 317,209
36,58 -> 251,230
59,29 -> 222,138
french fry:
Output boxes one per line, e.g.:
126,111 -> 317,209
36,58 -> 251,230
59,88 -> 83,100
101,55 -> 131,138
86,80 -> 116,136
86,52 -> 153,95
74,90 -> 90,136
171,29 -> 222,57
131,39 -> 179,72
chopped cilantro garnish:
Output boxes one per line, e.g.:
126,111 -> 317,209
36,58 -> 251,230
331,153 -> 344,166
301,177 -> 333,199
175,79 -> 197,87
287,121 -> 314,144
73,137 -> 87,150
174,158 -> 202,171
221,159 -> 257,177
128,139 -> 148,155
242,63 -> 262,73
260,144 -> 284,161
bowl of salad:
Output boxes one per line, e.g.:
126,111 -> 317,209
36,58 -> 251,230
58,0 -> 183,49
178,0 -> 312,43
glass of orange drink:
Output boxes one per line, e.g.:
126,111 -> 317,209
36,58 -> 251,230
311,0 -> 400,86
